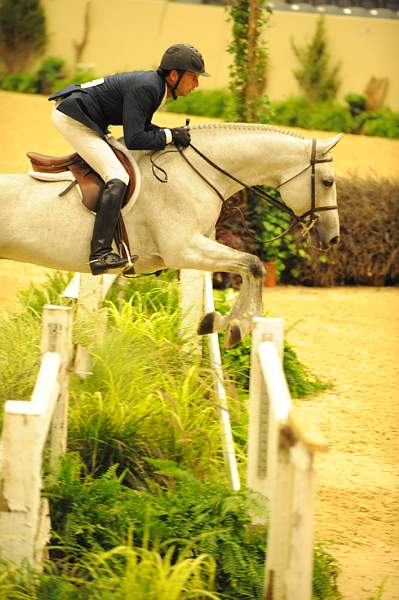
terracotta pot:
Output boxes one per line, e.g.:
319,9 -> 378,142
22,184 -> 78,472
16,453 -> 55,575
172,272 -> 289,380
263,260 -> 277,287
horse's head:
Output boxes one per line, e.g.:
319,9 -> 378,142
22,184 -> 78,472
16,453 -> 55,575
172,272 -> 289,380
277,134 -> 343,249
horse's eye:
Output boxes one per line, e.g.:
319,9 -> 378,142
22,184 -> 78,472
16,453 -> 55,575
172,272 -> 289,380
322,178 -> 334,187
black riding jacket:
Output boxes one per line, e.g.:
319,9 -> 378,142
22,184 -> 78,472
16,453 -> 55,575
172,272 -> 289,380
49,70 -> 168,150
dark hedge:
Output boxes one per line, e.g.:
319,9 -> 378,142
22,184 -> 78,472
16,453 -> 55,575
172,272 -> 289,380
283,176 -> 399,286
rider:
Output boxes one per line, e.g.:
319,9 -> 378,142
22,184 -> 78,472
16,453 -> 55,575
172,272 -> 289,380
49,44 -> 210,275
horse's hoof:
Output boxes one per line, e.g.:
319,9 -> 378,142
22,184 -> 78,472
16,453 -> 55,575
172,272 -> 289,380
198,311 -> 217,335
224,319 -> 242,349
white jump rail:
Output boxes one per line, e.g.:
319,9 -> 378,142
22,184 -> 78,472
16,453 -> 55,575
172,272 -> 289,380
203,272 -> 240,491
247,317 -> 328,600
180,269 -> 240,491
0,305 -> 73,566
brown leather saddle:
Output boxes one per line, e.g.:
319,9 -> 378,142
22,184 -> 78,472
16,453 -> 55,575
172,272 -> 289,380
27,146 -> 135,211
26,146 -> 136,269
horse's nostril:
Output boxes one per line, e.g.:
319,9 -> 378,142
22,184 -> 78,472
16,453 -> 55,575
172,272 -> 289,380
330,236 -> 340,246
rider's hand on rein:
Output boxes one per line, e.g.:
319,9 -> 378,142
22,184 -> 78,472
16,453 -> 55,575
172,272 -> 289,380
171,126 -> 191,148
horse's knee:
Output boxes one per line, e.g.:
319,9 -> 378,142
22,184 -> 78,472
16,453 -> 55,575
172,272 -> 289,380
248,256 -> 265,279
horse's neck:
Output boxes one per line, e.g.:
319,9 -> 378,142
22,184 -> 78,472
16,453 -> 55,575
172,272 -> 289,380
191,125 -> 310,196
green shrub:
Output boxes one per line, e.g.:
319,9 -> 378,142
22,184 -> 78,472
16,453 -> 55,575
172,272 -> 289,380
0,272 -> 342,599
17,270 -> 72,312
47,455 -> 266,600
162,89 -> 399,139
1,71 -> 39,93
36,55 -> 65,93
0,544 -> 219,599
164,89 -> 229,119
246,192 -> 308,277
44,455 -> 341,599
271,97 -> 353,133
271,96 -> 312,128
306,103 -> 353,133
345,92 -> 366,116
51,66 -> 97,93
216,188 -> 310,283
362,107 -> 399,139
68,281 -> 226,483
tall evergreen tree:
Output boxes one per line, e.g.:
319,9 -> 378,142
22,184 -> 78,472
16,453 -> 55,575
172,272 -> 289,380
292,16 -> 340,103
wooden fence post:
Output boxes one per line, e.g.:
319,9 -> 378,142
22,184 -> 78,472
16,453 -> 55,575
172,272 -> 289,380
0,352 -> 62,566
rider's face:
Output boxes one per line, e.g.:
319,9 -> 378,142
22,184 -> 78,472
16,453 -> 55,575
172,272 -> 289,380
166,71 -> 199,97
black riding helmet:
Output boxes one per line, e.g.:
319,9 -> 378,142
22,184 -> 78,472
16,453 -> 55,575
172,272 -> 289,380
160,44 -> 210,99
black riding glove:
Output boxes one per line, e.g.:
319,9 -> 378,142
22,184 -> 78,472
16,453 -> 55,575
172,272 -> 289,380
171,126 -> 191,148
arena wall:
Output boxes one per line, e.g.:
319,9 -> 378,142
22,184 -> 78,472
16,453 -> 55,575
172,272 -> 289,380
41,0 -> 399,110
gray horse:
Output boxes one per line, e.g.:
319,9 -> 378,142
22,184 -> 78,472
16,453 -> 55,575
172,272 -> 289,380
0,124 -> 342,347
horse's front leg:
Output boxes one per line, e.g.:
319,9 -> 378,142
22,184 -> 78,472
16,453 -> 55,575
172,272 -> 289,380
165,234 -> 265,348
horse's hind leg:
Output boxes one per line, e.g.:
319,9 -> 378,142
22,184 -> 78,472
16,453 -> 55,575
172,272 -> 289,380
166,235 -> 265,347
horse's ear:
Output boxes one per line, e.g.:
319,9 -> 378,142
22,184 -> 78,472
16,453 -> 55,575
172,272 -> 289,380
318,133 -> 344,155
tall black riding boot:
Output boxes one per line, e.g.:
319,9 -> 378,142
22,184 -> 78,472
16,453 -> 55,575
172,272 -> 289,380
89,178 -> 132,276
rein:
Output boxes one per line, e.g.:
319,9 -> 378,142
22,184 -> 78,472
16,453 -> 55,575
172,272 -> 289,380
150,137 -> 338,243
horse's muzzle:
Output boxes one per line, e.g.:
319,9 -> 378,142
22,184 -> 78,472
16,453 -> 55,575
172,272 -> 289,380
329,235 -> 340,247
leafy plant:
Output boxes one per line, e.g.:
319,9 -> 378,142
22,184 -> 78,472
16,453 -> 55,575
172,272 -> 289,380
68,284 -> 225,483
292,16 -> 340,103
283,341 -> 332,398
46,455 -> 266,600
362,107 -> 399,139
36,55 -> 65,93
345,92 -> 366,117
0,309 -> 41,422
245,190 -> 309,278
271,95 -> 312,128
0,540 -> 220,599
1,71 -> 39,93
164,89 -> 229,118
17,270 -> 72,313
0,0 -> 46,74
313,542 -> 342,600
50,65 -> 97,93
306,103 -> 353,134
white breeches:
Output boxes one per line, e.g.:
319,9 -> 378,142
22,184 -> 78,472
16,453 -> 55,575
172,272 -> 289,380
51,106 -> 129,185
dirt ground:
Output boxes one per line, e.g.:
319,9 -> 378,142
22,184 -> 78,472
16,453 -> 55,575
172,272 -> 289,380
1,91 -> 399,598
265,286 -> 399,600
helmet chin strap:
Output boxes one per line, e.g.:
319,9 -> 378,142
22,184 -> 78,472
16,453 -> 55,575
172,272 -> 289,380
168,70 -> 185,100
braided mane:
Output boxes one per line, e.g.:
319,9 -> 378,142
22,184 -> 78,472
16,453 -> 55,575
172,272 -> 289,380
190,122 -> 306,140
